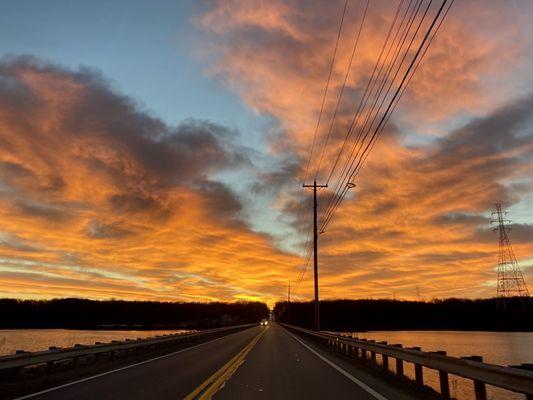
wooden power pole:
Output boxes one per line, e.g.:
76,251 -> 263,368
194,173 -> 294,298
303,180 -> 327,331
287,283 -> 291,323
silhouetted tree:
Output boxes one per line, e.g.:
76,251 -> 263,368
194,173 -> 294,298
0,298 -> 269,329
274,298 -> 533,331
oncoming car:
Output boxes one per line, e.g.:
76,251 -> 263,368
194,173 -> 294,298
260,318 -> 269,326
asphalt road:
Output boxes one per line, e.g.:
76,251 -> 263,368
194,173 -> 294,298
16,326 -> 263,400
16,323 -> 415,400
216,323 -> 388,400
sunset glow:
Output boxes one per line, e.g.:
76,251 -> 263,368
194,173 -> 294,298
0,0 -> 532,306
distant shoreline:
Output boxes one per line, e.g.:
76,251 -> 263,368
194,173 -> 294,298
0,298 -> 270,331
3,326 -> 533,332
275,297 -> 533,332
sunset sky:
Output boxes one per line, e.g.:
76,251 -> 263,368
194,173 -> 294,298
0,0 -> 532,306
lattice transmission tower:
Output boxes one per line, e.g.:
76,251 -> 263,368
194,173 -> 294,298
491,203 -> 530,306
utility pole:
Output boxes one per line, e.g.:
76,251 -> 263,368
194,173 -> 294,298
287,283 -> 291,323
303,180 -> 328,331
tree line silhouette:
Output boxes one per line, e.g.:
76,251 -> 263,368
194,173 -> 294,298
274,298 -> 533,331
0,298 -> 269,329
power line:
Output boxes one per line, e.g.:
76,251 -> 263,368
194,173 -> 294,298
321,0 -> 418,217
351,0 -> 455,182
324,0 -> 408,188
320,0 -> 423,229
303,0 -> 348,185
314,0 -> 370,182
295,0 -> 348,296
320,0 -> 452,232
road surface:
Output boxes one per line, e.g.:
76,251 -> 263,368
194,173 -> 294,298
16,323 -> 416,400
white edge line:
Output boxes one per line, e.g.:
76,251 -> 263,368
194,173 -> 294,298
284,329 -> 389,400
16,328 -> 255,400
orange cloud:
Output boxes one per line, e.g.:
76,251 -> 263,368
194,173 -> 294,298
198,0 -> 533,141
197,0 -> 533,301
2,0 -> 532,306
0,57 -> 298,306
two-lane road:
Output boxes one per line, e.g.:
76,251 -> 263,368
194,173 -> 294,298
216,323 -> 387,399
16,323 -> 413,400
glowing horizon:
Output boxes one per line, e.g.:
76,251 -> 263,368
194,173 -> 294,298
0,0 -> 532,307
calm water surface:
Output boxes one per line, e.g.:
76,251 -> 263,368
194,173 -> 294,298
0,329 -> 189,356
341,330 -> 533,400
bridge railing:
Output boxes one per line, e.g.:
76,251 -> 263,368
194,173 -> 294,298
282,323 -> 533,400
0,324 -> 254,378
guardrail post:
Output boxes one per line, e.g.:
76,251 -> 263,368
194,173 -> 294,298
368,340 -> 377,363
382,354 -> 389,372
435,351 -> 450,399
376,341 -> 389,372
392,344 -> 404,377
410,347 -> 424,387
346,343 -> 352,356
462,356 -> 487,400
359,339 -> 366,360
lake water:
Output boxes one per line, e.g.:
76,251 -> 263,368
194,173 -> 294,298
0,329 -> 189,356
340,330 -> 533,400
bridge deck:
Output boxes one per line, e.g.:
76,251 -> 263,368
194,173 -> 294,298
14,323 -> 420,400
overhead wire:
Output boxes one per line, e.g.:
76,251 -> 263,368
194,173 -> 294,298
322,0 -> 428,225
352,0 -> 455,181
321,0 -> 452,232
303,0 -> 349,185
314,0 -> 370,183
293,0 -> 349,295
319,0 -> 420,229
294,0 -> 454,296
320,0 -> 433,230
324,0 -> 407,188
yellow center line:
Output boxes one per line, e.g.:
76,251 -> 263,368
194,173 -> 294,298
184,326 -> 268,400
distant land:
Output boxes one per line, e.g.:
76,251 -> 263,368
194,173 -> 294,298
274,298 -> 533,332
3,297 -> 532,332
0,298 -> 269,330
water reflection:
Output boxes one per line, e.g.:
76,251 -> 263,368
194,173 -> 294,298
341,331 -> 533,400
0,329 -> 189,356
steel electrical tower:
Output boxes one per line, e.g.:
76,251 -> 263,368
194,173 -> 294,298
491,204 -> 530,307
303,180 -> 328,330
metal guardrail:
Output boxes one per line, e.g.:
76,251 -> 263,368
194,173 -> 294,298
0,324 -> 254,377
282,324 -> 533,400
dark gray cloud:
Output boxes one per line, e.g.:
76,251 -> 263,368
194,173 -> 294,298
0,56 -> 251,226
434,93 -> 533,161
0,233 -> 40,252
195,180 -> 243,221
86,220 -> 135,240
251,156 -> 301,195
14,201 -> 69,223
434,212 -> 488,227
474,224 -> 533,245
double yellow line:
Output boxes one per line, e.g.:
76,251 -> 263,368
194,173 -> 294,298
185,327 -> 267,400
